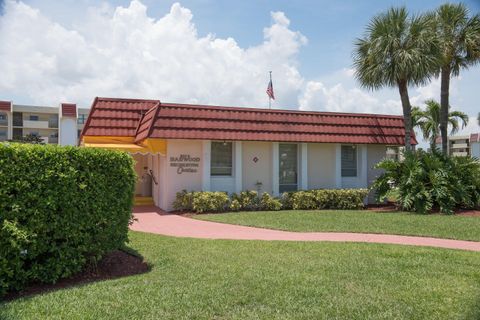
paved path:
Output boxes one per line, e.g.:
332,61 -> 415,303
131,206 -> 480,252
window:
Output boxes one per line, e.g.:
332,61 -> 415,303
211,141 -> 233,176
341,145 -> 357,177
77,114 -> 87,124
0,129 -> 7,141
279,144 -> 298,193
29,115 -> 39,121
13,112 -> 23,127
0,112 -> 7,126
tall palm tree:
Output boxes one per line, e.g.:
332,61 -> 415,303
412,99 -> 469,150
434,3 -> 480,154
353,7 -> 440,151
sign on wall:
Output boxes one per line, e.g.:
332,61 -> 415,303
170,154 -> 200,174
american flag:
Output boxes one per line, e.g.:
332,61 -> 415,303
266,78 -> 275,100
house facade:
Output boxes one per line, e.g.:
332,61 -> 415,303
80,97 -> 415,211
0,100 -> 89,145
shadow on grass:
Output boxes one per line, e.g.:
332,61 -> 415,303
2,245 -> 151,303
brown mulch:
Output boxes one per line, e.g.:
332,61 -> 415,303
4,249 -> 150,301
455,209 -> 480,217
366,204 -> 480,216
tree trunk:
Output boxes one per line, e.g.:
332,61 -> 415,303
398,80 -> 412,151
440,66 -> 451,155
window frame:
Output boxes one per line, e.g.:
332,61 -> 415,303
210,141 -> 234,177
341,145 -> 358,177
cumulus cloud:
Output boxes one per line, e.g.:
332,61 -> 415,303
0,0 -> 473,134
0,0 -> 307,108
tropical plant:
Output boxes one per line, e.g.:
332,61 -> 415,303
372,150 -> 480,214
353,7 -> 440,150
412,99 -> 469,150
8,133 -> 45,144
433,3 -> 480,154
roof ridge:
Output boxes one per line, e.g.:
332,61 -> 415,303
159,102 -> 405,119
97,97 -> 160,103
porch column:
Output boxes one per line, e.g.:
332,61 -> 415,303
334,144 -> 342,188
300,143 -> 308,190
272,142 -> 279,196
360,145 -> 368,188
7,110 -> 12,140
202,140 -> 211,191
234,141 -> 242,193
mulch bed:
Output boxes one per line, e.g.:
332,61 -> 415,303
4,249 -> 150,301
366,204 -> 480,216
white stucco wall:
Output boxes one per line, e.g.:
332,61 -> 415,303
163,139 -> 204,210
242,141 -> 273,194
59,117 -> 77,146
307,143 -> 336,189
155,139 -> 391,210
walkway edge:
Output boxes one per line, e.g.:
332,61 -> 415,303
131,208 -> 480,252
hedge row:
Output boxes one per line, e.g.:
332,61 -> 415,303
0,143 -> 136,297
173,189 -> 368,213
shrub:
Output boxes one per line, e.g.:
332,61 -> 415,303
192,191 -> 230,213
229,199 -> 242,211
291,191 -> 318,210
173,188 -> 368,213
172,189 -> 194,211
289,189 -> 368,210
372,150 -> 480,214
280,192 -> 295,210
0,143 -> 136,297
260,192 -> 282,211
232,190 -> 260,211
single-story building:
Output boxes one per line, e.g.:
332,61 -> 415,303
80,97 -> 416,211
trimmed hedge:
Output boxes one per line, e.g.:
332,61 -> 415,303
173,188 -> 368,213
0,143 -> 136,297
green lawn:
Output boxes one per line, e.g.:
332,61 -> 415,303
2,231 -> 480,319
195,210 -> 480,241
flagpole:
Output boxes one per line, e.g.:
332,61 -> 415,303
269,71 -> 272,109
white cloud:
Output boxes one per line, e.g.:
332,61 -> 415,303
0,0 -> 475,132
0,0 -> 308,108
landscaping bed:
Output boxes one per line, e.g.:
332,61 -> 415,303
4,249 -> 150,301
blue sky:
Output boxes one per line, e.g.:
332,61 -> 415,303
1,0 -> 479,141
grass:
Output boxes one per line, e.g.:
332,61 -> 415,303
2,231 -> 480,319
195,210 -> 480,241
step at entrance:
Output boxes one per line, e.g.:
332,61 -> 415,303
135,196 -> 154,206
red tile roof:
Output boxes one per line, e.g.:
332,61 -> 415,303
61,103 -> 77,117
81,97 -> 416,145
0,100 -> 11,112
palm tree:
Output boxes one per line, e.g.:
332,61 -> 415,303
434,3 -> 480,154
353,7 -> 439,151
412,99 -> 469,150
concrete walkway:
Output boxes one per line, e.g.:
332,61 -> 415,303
130,206 -> 480,252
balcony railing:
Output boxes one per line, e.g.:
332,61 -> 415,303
22,120 -> 50,129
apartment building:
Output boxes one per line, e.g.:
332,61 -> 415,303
436,134 -> 480,158
0,101 -> 89,145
